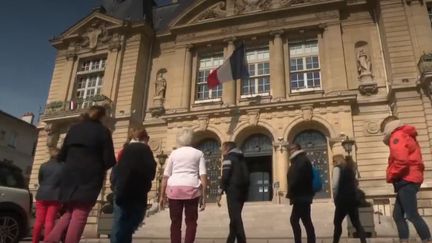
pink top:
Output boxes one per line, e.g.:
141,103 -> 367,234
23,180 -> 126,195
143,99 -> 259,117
164,146 -> 206,200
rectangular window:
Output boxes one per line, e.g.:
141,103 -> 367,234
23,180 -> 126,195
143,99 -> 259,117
241,48 -> 270,97
78,58 -> 106,73
75,57 -> 106,108
195,55 -> 223,102
428,6 -> 432,24
289,40 -> 321,92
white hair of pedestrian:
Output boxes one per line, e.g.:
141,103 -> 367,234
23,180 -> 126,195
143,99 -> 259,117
176,128 -> 194,147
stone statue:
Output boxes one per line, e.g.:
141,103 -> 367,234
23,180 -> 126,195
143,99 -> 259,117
155,71 -> 167,98
357,48 -> 372,76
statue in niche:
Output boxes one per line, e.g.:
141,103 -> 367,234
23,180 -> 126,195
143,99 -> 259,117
355,42 -> 377,95
357,48 -> 372,76
154,69 -> 167,99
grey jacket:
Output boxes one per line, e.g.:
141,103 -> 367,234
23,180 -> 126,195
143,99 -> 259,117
35,159 -> 63,201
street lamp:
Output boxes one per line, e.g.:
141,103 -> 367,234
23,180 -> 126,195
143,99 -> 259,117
341,136 -> 360,178
156,151 -> 168,200
341,136 -> 355,156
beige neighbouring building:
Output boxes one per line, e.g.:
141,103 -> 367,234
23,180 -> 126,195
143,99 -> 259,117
30,0 -> 432,235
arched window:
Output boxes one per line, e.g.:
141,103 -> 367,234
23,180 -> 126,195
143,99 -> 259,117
293,130 -> 330,198
242,134 -> 272,157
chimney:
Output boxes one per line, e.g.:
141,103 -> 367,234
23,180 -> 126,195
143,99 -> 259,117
21,112 -> 34,124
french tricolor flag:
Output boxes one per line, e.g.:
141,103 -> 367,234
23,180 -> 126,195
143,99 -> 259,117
207,43 -> 249,89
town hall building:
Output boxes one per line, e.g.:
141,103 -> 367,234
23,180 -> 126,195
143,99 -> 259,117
30,0 -> 432,234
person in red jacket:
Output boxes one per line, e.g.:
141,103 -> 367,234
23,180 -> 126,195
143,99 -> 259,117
381,115 -> 432,243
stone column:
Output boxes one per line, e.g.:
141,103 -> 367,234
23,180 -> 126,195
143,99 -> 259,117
63,46 -> 78,102
182,45 -> 193,110
222,39 -> 236,106
273,141 -> 289,197
270,31 -> 286,100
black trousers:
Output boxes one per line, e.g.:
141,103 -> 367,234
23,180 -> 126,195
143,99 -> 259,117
226,189 -> 246,243
333,203 -> 366,243
290,202 -> 316,243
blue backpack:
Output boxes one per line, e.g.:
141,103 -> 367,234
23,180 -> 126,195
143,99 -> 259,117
312,167 -> 323,193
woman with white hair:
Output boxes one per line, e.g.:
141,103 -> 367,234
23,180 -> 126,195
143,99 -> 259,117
159,128 -> 207,243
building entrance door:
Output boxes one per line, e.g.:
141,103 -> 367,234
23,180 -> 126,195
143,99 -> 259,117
246,156 -> 272,201
242,134 -> 273,202
293,130 -> 330,198
195,139 -> 221,203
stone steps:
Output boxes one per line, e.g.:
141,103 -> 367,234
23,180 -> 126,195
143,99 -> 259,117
131,200 -> 407,240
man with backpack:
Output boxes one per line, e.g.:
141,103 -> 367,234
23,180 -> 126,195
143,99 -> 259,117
216,141 -> 249,243
287,143 -> 316,243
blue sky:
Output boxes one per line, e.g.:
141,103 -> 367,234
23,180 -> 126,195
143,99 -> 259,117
0,0 -> 169,122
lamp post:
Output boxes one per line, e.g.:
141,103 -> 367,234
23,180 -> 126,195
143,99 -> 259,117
341,136 -> 355,156
341,136 -> 360,178
156,151 -> 168,200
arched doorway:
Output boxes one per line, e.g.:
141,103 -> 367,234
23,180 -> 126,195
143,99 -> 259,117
293,130 -> 330,198
241,134 -> 273,202
195,138 -> 221,203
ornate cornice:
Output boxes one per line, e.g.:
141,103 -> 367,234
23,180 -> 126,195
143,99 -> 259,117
160,93 -> 357,121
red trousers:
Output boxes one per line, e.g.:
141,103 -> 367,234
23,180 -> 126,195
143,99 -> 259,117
169,197 -> 199,243
32,201 -> 60,243
44,202 -> 93,243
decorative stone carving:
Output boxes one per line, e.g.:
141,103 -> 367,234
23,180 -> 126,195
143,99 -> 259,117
364,121 -> 380,135
148,139 -> 161,152
65,42 -> 78,60
235,0 -> 272,14
246,109 -> 260,126
195,2 -> 227,22
80,21 -> 111,50
301,105 -> 313,121
197,115 -> 210,131
44,123 -> 59,147
108,33 -> 122,52
355,41 -> 378,96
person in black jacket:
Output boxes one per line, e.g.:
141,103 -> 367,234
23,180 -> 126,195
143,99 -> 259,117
287,143 -> 316,243
45,106 -> 116,243
33,147 -> 63,243
216,141 -> 249,243
332,154 -> 366,243
111,127 -> 156,243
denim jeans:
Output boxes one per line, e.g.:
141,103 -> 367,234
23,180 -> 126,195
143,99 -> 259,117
111,201 -> 146,243
393,182 -> 431,241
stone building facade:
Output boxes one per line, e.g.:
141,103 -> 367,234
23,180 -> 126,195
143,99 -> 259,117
30,0 -> 432,233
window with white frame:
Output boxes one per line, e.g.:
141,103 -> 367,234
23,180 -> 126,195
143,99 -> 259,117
195,55 -> 223,102
75,57 -> 106,107
289,40 -> 321,92
242,48 -> 270,97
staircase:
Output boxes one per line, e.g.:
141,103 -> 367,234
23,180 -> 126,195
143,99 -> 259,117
130,199 -> 410,242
